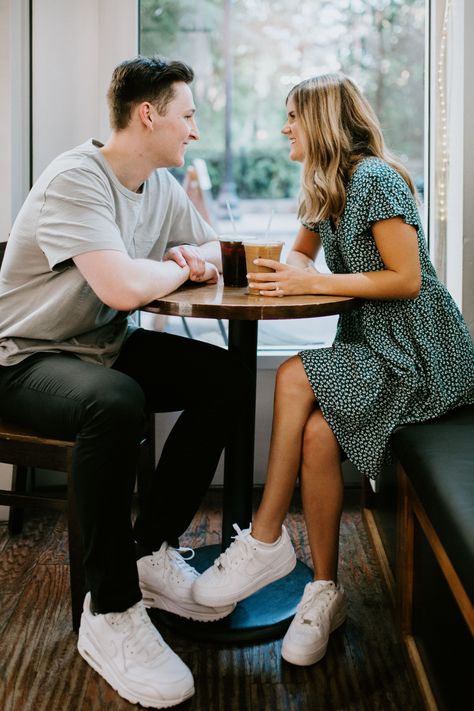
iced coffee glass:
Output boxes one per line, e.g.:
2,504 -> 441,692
243,241 -> 284,295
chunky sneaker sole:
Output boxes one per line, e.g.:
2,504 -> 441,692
193,544 -> 297,607
77,594 -> 194,709
140,583 -> 235,622
78,621 -> 194,708
78,634 -> 194,708
281,606 -> 346,666
192,524 -> 297,607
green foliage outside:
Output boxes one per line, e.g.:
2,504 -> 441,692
172,148 -> 301,199
140,0 -> 425,198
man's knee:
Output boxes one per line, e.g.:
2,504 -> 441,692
83,371 -> 146,432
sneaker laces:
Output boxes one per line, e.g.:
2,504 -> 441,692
212,524 -> 254,572
296,583 -> 337,627
153,544 -> 199,585
107,602 -> 167,666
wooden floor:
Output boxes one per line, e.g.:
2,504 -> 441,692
0,488 -> 422,711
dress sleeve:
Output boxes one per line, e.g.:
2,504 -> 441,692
365,167 -> 421,230
301,220 -> 320,234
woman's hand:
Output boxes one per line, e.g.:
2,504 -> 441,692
247,260 -> 320,297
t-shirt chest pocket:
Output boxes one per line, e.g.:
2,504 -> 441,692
124,224 -> 156,259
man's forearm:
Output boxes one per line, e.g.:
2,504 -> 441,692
73,250 -> 190,311
130,258 -> 191,305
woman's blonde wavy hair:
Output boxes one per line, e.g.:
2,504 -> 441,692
287,73 -> 415,224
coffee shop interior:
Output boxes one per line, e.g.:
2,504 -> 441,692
0,1 -> 473,710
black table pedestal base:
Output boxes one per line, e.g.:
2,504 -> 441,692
150,544 -> 313,643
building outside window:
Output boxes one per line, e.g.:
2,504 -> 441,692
141,0 -> 426,353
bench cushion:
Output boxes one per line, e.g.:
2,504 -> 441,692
392,405 -> 474,602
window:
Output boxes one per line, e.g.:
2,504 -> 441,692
140,0 -> 426,352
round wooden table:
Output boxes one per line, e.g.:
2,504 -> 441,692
143,280 -> 358,641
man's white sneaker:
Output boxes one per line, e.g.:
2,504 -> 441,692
77,592 -> 194,708
192,524 -> 297,607
281,580 -> 347,666
137,542 -> 235,622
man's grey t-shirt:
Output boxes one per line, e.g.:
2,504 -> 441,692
0,139 -> 216,367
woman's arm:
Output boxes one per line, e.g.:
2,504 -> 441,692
248,217 -> 421,300
285,225 -> 321,269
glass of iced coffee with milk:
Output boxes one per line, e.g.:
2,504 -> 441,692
243,241 -> 284,295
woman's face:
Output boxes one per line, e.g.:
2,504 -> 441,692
281,95 -> 305,162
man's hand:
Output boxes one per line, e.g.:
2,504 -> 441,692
190,261 -> 219,284
164,245 -> 206,281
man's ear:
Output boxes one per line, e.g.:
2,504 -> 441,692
137,101 -> 154,130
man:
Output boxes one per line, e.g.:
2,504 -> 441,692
0,56 -> 248,708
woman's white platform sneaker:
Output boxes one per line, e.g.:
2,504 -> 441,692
281,580 -> 347,666
192,523 -> 297,607
78,593 -> 194,708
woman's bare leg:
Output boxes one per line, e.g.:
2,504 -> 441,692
252,356 -> 316,543
300,410 -> 344,582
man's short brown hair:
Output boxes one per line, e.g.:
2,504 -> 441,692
107,55 -> 194,130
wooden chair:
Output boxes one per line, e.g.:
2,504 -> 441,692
0,419 -> 84,631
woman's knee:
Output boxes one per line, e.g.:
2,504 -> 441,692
275,355 -> 314,402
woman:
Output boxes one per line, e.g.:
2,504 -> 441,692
193,74 -> 474,666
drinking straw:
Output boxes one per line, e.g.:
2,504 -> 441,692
264,209 -> 275,239
226,200 -> 238,235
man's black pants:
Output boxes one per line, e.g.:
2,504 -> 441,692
0,328 -> 249,613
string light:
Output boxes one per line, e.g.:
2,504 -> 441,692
437,0 -> 451,224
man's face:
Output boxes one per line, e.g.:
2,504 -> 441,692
150,82 -> 199,168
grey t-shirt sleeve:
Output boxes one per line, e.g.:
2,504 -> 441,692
37,168 -> 127,270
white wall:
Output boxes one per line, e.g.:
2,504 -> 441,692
431,0 -> 474,333
0,0 -> 30,241
0,0 -> 30,519
32,0 -> 138,178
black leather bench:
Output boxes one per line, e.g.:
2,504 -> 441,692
392,405 -> 474,710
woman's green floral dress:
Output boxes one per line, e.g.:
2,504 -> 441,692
300,157 -> 474,478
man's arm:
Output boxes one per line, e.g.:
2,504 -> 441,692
73,250 -> 191,311
164,239 -> 221,278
